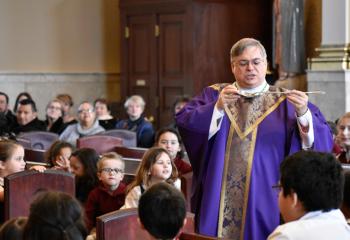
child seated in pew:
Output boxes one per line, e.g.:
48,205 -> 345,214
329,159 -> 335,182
45,140 -> 74,171
138,182 -> 187,240
69,148 -> 99,205
0,139 -> 45,223
122,147 -> 180,209
85,152 -> 126,231
155,127 -> 192,176
0,216 -> 27,240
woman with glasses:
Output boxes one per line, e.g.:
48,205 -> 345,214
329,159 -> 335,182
59,101 -> 105,146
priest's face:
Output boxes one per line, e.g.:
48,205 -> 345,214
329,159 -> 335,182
231,46 -> 267,89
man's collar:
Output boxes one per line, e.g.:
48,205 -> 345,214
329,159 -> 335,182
234,80 -> 269,94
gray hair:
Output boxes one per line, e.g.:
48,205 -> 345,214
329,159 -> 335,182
124,95 -> 145,110
230,38 -> 267,63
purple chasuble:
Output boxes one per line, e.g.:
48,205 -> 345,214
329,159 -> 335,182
175,84 -> 333,240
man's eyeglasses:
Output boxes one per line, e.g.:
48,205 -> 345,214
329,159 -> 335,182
100,168 -> 124,174
78,109 -> 94,114
235,58 -> 265,68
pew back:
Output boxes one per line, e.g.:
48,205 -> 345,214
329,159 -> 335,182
96,208 -> 195,240
4,170 -> 75,220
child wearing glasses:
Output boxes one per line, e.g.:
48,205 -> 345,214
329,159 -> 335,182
122,147 -> 180,209
84,152 -> 126,232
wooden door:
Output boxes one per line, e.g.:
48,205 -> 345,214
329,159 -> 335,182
158,13 -> 189,128
125,14 -> 158,125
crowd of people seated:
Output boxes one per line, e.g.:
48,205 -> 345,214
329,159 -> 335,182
1,89 -> 350,239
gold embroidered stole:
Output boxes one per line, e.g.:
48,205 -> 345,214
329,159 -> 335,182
217,86 -> 286,239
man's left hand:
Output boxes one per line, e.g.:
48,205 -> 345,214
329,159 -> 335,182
286,90 -> 308,116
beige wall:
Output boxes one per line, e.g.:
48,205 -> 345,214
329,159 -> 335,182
0,0 -> 120,73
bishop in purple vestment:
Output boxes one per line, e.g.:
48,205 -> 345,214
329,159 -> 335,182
175,38 -> 333,240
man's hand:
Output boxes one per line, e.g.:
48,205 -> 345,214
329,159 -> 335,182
286,90 -> 308,116
216,85 -> 240,110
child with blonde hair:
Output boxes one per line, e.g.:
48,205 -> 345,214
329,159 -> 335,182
84,152 -> 126,231
122,147 -> 180,209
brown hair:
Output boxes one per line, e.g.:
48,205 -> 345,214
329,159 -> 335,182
56,94 -> 74,107
45,141 -> 74,167
126,147 -> 178,194
0,139 -> 22,163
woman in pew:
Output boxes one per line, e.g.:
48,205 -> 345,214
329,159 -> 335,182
335,112 -> 350,163
122,147 -> 180,209
155,127 -> 192,176
69,148 -> 99,205
94,98 -> 117,130
45,140 -> 74,171
44,99 -> 67,134
23,191 -> 88,240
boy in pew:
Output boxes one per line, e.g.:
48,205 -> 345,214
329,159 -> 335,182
84,152 -> 126,232
268,151 -> 350,240
138,182 -> 187,240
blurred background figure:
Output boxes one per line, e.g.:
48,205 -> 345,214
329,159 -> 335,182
168,95 -> 190,130
12,99 -> 46,135
334,112 -> 350,163
94,98 -> 117,130
0,92 -> 16,137
13,92 -> 32,114
44,99 -> 66,134
56,94 -> 77,126
116,95 -> 154,148
59,101 -> 105,147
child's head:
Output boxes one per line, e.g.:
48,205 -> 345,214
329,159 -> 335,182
129,147 -> 178,193
46,140 -> 74,167
97,152 -> 125,190
138,182 -> 186,240
336,112 -> 350,149
0,216 -> 27,240
23,191 -> 87,240
155,127 -> 184,160
69,148 -> 99,178
0,140 -> 25,177
279,151 -> 343,223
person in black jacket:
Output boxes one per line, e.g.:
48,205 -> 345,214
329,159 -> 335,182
12,99 -> 46,135
0,92 -> 17,136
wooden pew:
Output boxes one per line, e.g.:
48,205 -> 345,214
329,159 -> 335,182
96,208 -> 195,240
77,135 -> 123,155
24,148 -> 46,163
4,169 -> 75,221
114,146 -> 148,159
97,129 -> 137,147
18,131 -> 59,150
179,232 -> 222,240
180,172 -> 193,211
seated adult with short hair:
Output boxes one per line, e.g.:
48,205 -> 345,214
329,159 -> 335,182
116,95 -> 154,148
0,91 -> 16,136
12,99 -> 46,135
59,101 -> 105,147
268,151 -> 350,239
138,182 -> 186,240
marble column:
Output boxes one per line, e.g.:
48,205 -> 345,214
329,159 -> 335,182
307,0 -> 350,121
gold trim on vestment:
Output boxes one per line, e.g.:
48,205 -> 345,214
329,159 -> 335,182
224,95 -> 287,140
239,128 -> 257,240
217,125 -> 235,237
216,88 -> 288,239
